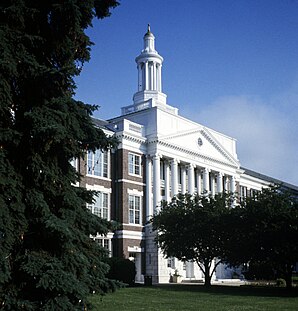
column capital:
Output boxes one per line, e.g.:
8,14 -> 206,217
187,163 -> 196,169
151,153 -> 162,159
171,158 -> 180,164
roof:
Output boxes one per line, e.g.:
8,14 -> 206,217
242,167 -> 298,192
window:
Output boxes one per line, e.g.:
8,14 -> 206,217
128,153 -> 141,176
87,192 -> 109,220
87,149 -> 108,177
129,195 -> 141,224
167,257 -> 175,269
95,238 -> 111,253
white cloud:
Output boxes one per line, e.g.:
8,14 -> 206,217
192,93 -> 298,186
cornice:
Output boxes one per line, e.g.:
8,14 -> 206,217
115,132 -> 147,144
149,139 -> 239,169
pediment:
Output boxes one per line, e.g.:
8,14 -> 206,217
157,127 -> 239,166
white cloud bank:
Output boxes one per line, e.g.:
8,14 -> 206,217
192,87 -> 298,186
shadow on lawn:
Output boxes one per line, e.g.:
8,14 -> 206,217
149,284 -> 298,298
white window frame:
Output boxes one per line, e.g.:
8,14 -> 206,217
128,194 -> 142,225
87,149 -> 109,178
87,192 -> 110,220
128,153 -> 141,176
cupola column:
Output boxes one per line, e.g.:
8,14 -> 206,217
138,63 -> 143,91
145,61 -> 149,90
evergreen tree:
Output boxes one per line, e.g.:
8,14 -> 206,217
0,0 -> 119,309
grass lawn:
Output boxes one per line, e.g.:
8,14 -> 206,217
89,284 -> 298,311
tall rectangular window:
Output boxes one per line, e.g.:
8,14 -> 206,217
128,153 -> 141,176
87,149 -> 108,177
129,195 -> 141,225
87,192 -> 109,220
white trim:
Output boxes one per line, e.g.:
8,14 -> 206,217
117,179 -> 145,186
128,246 -> 143,253
116,230 -> 144,239
86,184 -> 112,193
127,188 -> 144,196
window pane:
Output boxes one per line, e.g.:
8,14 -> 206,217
103,239 -> 109,250
87,151 -> 93,174
129,210 -> 134,224
135,196 -> 140,210
135,210 -> 140,224
103,151 -> 108,177
94,149 -> 101,176
93,205 -> 101,217
128,154 -> 134,174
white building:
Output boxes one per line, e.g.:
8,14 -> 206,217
78,26 -> 298,284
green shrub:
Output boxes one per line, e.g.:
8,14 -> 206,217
105,257 -> 136,286
276,278 -> 286,287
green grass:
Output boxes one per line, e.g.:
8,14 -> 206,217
89,284 -> 298,311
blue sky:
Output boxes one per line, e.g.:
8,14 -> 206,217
75,0 -> 298,185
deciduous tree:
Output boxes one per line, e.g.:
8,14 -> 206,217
152,193 -> 233,287
225,186 -> 298,289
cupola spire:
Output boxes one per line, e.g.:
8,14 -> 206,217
132,25 -> 167,106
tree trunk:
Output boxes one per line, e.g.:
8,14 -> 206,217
204,264 -> 212,287
285,264 -> 293,290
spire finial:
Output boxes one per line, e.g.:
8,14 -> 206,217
147,23 -> 151,34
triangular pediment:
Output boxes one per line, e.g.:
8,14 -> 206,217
157,127 -> 239,166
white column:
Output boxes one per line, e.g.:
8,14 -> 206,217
196,169 -> 202,195
158,64 -> 162,91
150,62 -> 154,90
153,62 -> 157,90
217,172 -> 223,193
152,154 -> 161,212
188,164 -> 195,194
181,166 -> 186,194
164,161 -> 170,202
145,61 -> 149,90
138,63 -> 142,91
146,156 -> 152,221
203,168 -> 210,195
210,173 -> 215,196
224,175 -> 230,192
230,176 -> 236,207
171,159 -> 178,197
230,176 -> 236,193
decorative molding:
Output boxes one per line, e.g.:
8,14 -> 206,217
116,133 -> 147,144
117,179 -> 146,186
148,139 -> 238,169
